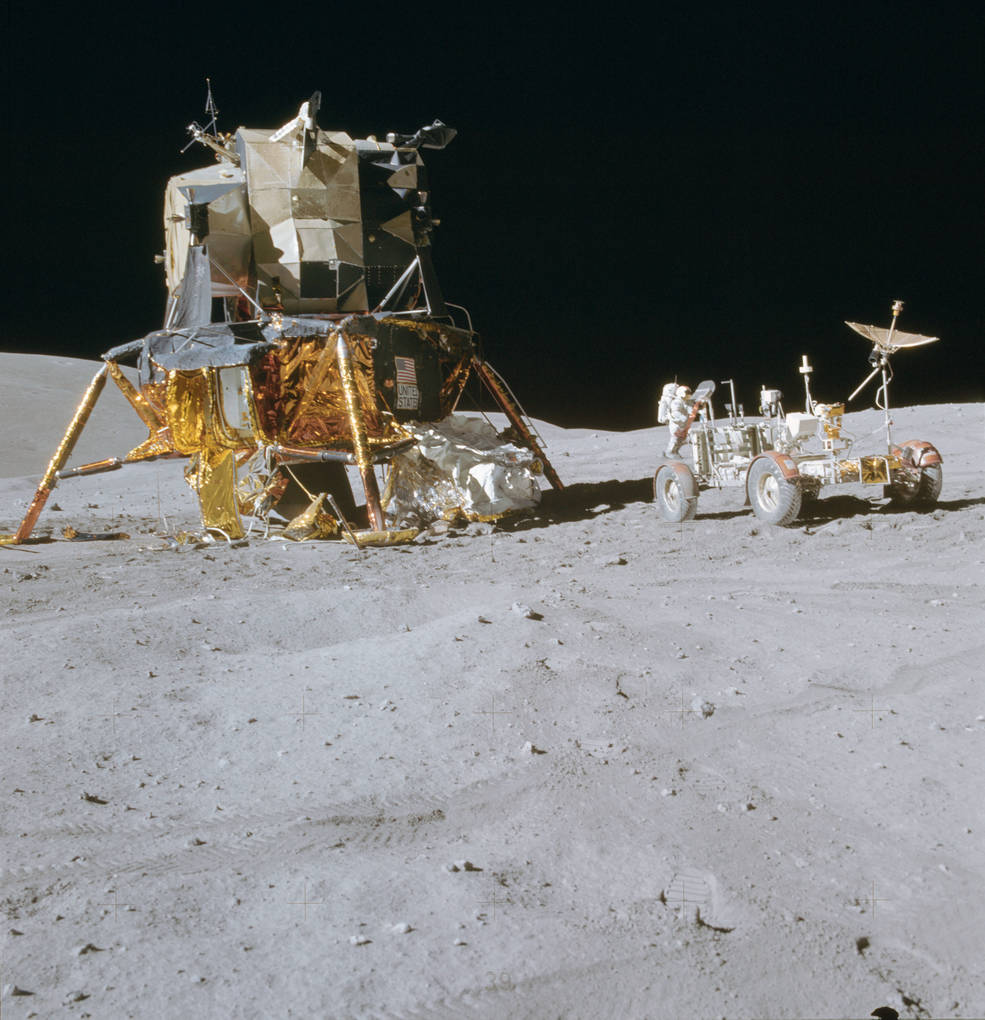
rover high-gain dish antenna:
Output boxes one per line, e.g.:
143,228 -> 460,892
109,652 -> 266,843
845,300 -> 940,354
846,300 -> 941,450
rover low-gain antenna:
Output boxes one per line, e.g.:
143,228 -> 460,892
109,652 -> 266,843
799,354 -> 815,413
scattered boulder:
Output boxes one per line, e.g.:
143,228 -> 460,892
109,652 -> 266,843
511,602 -> 543,621
691,697 -> 715,718
3,984 -> 34,997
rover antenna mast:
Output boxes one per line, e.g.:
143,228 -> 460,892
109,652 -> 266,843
874,300 -> 903,451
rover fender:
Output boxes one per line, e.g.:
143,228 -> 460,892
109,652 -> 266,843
886,440 -> 943,506
892,440 -> 942,468
743,450 -> 800,506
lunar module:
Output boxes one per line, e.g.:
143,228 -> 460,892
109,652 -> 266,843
4,93 -> 562,546
654,300 -> 943,526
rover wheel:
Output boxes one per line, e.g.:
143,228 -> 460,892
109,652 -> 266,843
888,464 -> 943,506
888,443 -> 943,507
654,464 -> 698,523
916,464 -> 943,502
749,458 -> 802,526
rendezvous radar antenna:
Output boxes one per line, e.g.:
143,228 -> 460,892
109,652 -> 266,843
180,79 -> 218,153
844,299 -> 940,451
181,78 -> 239,164
204,78 -> 219,135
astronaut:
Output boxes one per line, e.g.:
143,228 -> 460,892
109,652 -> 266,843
664,384 -> 693,459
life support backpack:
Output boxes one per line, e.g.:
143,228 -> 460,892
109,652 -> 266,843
657,382 -> 678,424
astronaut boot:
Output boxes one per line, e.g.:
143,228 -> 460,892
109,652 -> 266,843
664,438 -> 684,460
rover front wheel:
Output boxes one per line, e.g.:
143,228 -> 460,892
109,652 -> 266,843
749,458 -> 802,526
654,464 -> 698,523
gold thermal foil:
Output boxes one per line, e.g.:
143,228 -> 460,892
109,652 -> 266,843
341,528 -> 419,547
165,368 -> 265,455
337,335 -> 372,472
189,447 -> 244,538
837,460 -> 862,484
276,337 -> 353,445
383,317 -> 471,353
108,361 -> 163,430
142,381 -> 169,418
282,493 -> 340,541
269,333 -> 405,448
167,370 -> 214,455
124,428 -> 175,462
860,456 -> 890,485
287,340 -> 339,430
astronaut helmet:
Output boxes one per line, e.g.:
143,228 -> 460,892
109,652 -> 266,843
676,385 -> 692,399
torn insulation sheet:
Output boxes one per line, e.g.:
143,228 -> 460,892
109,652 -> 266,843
384,416 -> 542,525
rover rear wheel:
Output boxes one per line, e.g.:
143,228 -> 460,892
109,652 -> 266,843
916,464 -> 943,502
654,464 -> 698,523
888,443 -> 943,507
888,464 -> 943,506
749,457 -> 802,526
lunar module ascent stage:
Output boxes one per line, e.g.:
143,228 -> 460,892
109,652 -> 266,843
5,94 -> 563,545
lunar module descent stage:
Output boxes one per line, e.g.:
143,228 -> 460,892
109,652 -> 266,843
4,94 -> 563,546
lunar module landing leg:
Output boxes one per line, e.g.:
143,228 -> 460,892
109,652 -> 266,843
7,365 -> 112,543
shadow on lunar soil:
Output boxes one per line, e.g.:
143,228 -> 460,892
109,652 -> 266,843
499,484 -> 983,533
501,478 -> 655,529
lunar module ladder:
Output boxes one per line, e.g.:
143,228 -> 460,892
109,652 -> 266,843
471,357 -> 564,491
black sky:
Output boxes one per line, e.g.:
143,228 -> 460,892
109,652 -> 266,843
4,4 -> 983,428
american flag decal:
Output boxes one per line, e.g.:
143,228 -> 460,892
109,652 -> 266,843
395,356 -> 417,385
394,355 -> 421,411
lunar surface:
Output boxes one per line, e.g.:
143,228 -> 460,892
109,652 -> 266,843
1,354 -> 982,1019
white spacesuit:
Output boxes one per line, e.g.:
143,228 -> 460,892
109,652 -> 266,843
664,385 -> 693,458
